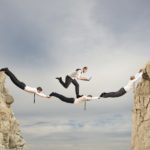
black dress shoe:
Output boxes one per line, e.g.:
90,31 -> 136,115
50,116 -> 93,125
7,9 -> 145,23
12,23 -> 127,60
49,92 -> 55,97
100,92 -> 106,97
56,77 -> 62,80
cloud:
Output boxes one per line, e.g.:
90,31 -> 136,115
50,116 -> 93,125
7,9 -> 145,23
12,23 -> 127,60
2,0 -> 148,122
92,0 -> 150,36
0,0 -> 149,69
0,1 -> 55,67
20,113 -> 131,136
20,113 -> 130,150
0,0 -> 150,149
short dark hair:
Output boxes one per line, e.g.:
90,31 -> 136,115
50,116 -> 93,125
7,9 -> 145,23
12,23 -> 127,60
76,68 -> 81,71
37,87 -> 43,91
83,66 -> 88,70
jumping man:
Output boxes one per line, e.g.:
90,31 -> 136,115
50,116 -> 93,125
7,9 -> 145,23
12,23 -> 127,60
56,66 -> 91,98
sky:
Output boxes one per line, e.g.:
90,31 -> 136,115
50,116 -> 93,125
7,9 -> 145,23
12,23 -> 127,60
0,0 -> 150,150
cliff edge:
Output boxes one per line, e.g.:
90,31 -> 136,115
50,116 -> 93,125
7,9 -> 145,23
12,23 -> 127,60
0,72 -> 27,150
132,60 -> 150,150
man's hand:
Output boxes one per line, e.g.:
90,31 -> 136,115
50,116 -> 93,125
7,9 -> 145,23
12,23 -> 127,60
130,76 -> 135,80
142,72 -> 150,81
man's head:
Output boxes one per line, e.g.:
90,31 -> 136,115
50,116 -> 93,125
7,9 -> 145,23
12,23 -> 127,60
37,87 -> 43,93
82,66 -> 88,73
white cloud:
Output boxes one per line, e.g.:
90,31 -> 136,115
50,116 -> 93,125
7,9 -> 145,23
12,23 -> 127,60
20,114 -> 130,150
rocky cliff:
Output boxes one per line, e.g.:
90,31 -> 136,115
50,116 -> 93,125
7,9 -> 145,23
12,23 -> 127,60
0,72 -> 27,150
132,61 -> 150,150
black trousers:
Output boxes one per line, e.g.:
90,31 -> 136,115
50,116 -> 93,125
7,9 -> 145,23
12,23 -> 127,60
102,88 -> 126,98
3,68 -> 26,90
59,75 -> 79,97
50,92 -> 75,104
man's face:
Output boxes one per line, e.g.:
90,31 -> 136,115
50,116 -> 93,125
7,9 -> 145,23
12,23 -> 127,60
83,68 -> 88,73
37,90 -> 42,93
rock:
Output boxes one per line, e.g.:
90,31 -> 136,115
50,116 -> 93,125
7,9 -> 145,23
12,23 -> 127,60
132,61 -> 150,150
0,72 -> 28,150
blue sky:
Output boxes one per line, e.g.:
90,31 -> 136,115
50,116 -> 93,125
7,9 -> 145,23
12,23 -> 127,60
0,0 -> 150,150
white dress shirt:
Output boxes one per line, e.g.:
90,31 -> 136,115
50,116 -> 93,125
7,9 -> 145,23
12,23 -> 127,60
124,72 -> 142,92
68,70 -> 82,80
74,96 -> 99,104
25,86 -> 48,98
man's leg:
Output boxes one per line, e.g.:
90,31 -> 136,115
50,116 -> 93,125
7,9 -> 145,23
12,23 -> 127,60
1,68 -> 26,90
71,79 -> 81,98
100,88 -> 126,98
57,75 -> 72,88
50,92 -> 75,103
